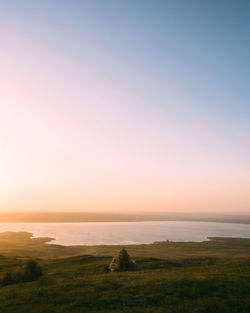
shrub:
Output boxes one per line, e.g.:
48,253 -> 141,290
10,267 -> 23,283
21,259 -> 43,282
2,271 -> 13,286
1,259 -> 43,286
109,249 -> 136,272
104,265 -> 110,273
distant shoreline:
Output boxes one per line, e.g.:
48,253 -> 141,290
1,231 -> 250,259
0,212 -> 250,224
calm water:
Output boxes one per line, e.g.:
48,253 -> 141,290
0,221 -> 250,246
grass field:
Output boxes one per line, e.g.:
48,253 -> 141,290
0,232 -> 250,312
1,255 -> 250,312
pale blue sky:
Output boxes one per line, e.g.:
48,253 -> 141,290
0,0 -> 249,212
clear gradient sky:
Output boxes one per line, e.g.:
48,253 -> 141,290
0,0 -> 250,213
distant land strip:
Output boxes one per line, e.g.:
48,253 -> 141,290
0,212 -> 250,224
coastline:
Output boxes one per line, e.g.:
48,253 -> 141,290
1,231 -> 250,260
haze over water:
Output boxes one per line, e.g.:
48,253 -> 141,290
1,221 -> 250,246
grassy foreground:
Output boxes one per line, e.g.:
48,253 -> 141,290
0,232 -> 250,312
0,255 -> 250,313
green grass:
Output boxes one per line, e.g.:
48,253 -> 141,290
0,233 -> 250,312
0,254 -> 250,312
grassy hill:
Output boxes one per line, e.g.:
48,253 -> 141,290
0,232 -> 250,312
0,254 -> 250,312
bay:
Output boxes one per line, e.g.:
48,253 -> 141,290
0,221 -> 250,246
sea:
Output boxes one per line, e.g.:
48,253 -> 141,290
0,221 -> 250,246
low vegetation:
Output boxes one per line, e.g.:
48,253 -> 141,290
0,253 -> 249,312
2,259 -> 43,286
109,248 -> 136,272
0,234 -> 249,312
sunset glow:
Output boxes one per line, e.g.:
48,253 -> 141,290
0,0 -> 249,213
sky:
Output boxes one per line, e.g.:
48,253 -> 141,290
0,0 -> 250,213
